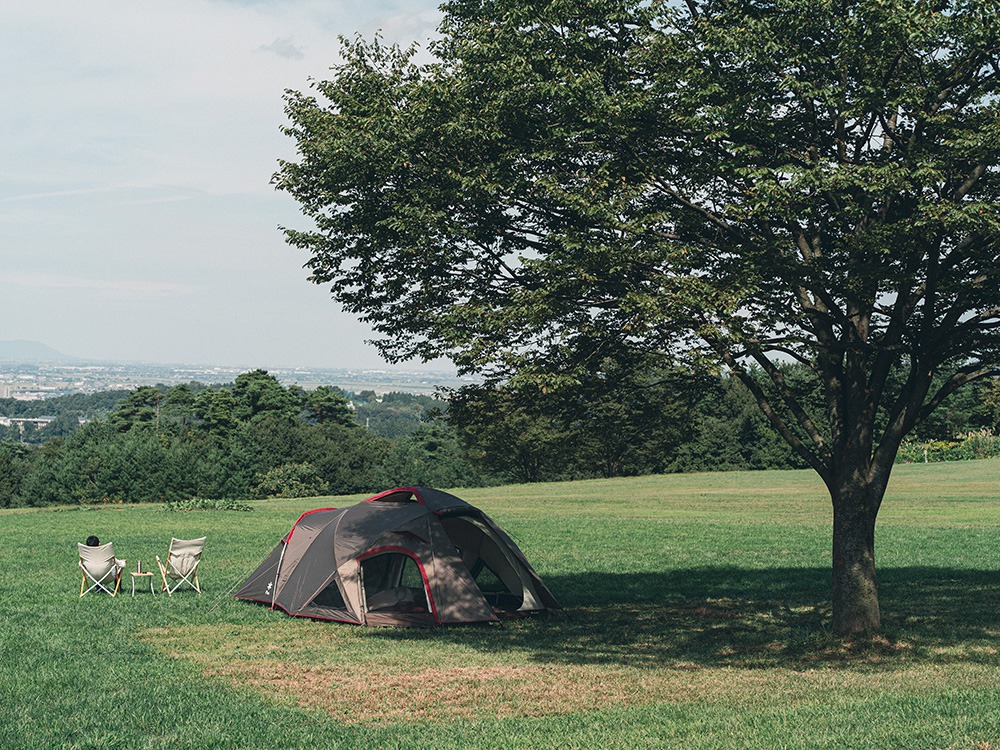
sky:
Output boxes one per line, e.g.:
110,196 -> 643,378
0,0 -> 446,370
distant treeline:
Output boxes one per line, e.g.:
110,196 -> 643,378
0,390 -> 126,421
1,367 -> 998,508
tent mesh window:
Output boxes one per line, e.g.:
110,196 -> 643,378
470,559 -> 522,611
470,560 -> 507,593
311,580 -> 347,610
439,516 -> 527,612
361,552 -> 428,613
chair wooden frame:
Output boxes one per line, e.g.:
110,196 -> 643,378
78,543 -> 124,597
156,537 -> 205,596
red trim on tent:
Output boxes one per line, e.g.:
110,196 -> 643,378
283,507 -> 338,543
364,486 -> 423,505
357,545 -> 440,623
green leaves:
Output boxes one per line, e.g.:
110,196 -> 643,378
277,0 -> 1000,475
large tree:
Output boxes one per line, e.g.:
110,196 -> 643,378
275,0 -> 1000,633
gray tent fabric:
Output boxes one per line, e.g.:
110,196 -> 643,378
234,486 -> 559,626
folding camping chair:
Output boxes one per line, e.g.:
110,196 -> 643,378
78,543 -> 125,597
156,537 -> 205,595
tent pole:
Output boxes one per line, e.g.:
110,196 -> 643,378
270,543 -> 287,610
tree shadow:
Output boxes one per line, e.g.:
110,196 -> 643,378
373,567 -> 1000,670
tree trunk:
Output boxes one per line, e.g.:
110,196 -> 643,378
831,483 -> 881,634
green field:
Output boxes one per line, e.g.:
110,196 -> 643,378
3,461 -> 1000,749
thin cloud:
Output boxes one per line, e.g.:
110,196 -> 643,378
0,186 -> 125,204
260,37 -> 305,59
0,272 -> 196,297
0,184 -> 201,205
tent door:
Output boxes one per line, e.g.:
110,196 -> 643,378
358,548 -> 434,620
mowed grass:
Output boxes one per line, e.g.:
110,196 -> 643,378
2,461 -> 1000,749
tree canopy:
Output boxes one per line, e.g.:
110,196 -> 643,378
276,0 -> 1000,633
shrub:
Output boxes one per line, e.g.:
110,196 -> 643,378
251,462 -> 327,499
162,497 -> 253,512
896,429 -> 1000,463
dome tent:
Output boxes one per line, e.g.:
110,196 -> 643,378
234,486 -> 560,626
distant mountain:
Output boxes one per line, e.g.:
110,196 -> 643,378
0,340 -> 78,363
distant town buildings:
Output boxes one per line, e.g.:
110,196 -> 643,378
0,415 -> 57,430
0,361 -> 472,401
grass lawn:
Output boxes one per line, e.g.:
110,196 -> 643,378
2,460 -> 999,749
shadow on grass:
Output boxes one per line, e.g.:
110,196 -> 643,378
374,566 -> 1000,670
